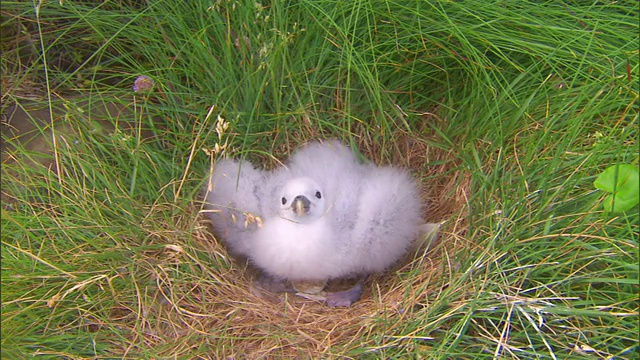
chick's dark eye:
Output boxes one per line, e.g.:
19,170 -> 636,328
281,197 -> 287,205
315,191 -> 322,199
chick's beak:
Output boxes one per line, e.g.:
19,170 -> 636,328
292,195 -> 311,216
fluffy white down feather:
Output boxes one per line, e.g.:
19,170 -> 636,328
204,159 -> 270,257
204,140 -> 423,281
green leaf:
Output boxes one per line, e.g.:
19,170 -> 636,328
594,164 -> 640,213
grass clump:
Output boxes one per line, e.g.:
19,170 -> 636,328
2,0 -> 638,358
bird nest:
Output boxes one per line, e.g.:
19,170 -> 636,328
126,124 -> 471,358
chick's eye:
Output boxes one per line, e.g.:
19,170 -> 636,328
281,197 -> 287,205
315,191 -> 322,199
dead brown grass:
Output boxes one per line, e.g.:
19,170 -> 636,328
108,123 -> 473,358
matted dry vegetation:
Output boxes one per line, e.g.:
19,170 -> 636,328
100,129 -> 472,358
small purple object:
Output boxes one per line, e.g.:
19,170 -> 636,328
133,75 -> 154,92
325,281 -> 364,307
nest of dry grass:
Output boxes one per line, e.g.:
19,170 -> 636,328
108,125 -> 473,358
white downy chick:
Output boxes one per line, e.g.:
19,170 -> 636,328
204,140 -> 424,306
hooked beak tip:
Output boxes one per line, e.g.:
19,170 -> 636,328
292,196 -> 310,216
